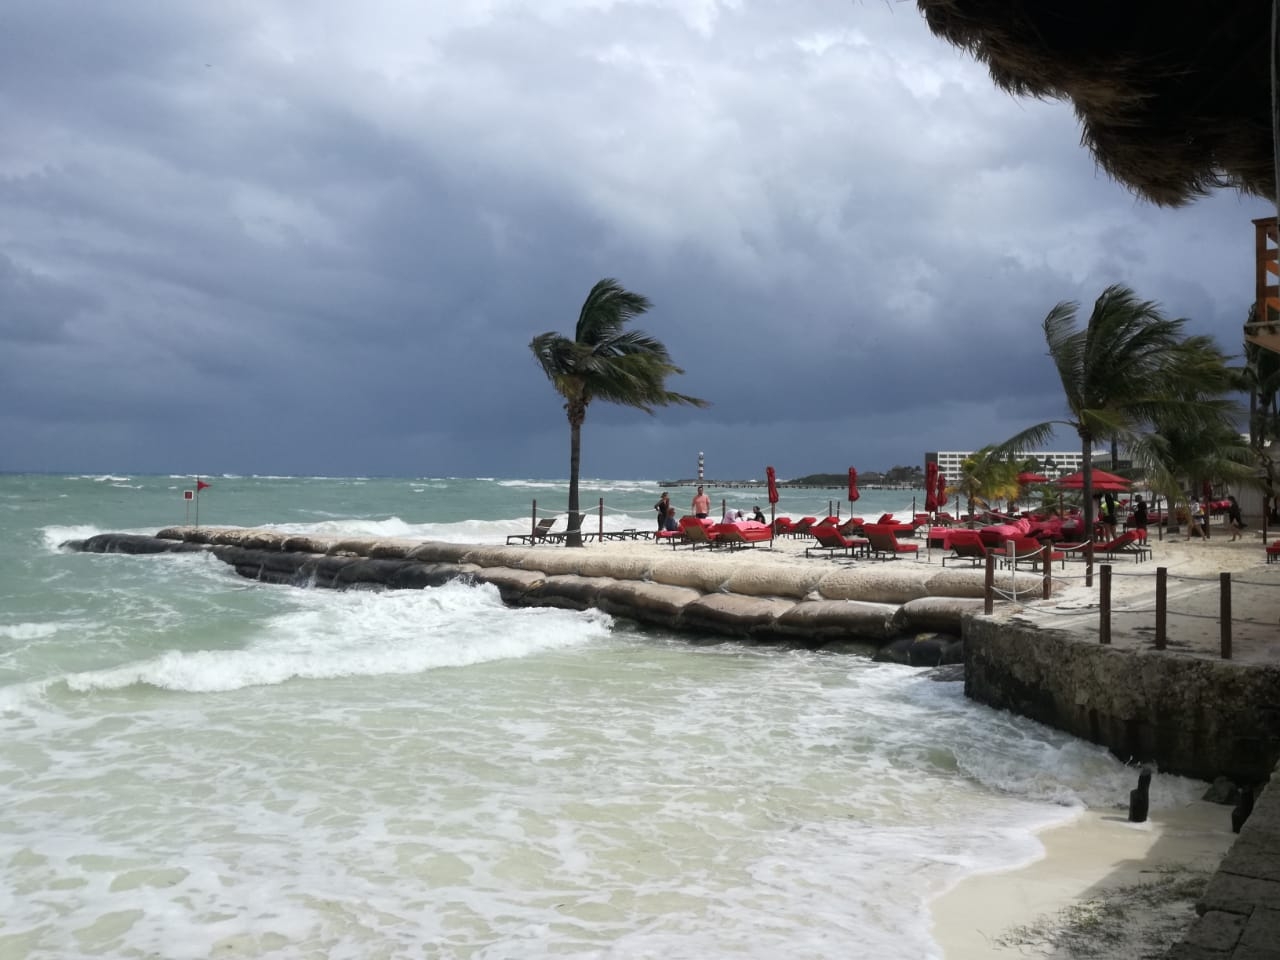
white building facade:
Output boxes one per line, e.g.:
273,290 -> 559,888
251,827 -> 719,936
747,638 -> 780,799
926,450 -> 1107,479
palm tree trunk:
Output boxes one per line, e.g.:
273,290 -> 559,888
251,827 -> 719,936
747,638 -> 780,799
1082,437 -> 1095,583
566,417 -> 584,548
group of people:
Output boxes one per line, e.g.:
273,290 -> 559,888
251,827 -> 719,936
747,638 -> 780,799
1186,493 -> 1246,541
654,487 -> 766,532
1095,491 -> 1248,543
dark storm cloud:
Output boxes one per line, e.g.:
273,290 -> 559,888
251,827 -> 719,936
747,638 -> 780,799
0,0 -> 1271,478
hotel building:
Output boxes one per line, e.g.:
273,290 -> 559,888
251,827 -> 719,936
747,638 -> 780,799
925,450 -> 1108,479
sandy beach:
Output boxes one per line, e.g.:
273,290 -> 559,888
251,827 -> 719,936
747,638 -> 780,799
567,519 -> 1280,957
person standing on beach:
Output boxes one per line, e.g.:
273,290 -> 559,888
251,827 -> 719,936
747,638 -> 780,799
1132,495 -> 1148,532
1100,492 -> 1118,541
1227,495 -> 1245,541
654,492 -> 670,532
692,485 -> 710,519
1188,497 -> 1206,540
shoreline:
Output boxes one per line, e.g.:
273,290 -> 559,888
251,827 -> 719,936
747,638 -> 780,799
930,800 -> 1237,958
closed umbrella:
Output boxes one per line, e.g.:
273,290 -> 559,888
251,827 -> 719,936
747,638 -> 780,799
936,472 -> 947,510
924,461 -> 938,512
766,466 -> 779,544
847,467 -> 860,506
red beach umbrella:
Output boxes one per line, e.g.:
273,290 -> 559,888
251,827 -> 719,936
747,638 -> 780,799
1055,469 -> 1131,492
847,467 -> 860,504
1017,472 -> 1050,485
924,461 -> 938,512
766,466 -> 779,504
936,471 -> 948,508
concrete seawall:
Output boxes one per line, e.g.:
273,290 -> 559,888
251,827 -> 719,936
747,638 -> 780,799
965,616 -> 1280,784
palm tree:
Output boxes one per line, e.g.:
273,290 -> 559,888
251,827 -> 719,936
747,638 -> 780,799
996,284 -> 1236,565
1129,419 -> 1255,532
530,279 -> 708,547
953,446 -> 1019,523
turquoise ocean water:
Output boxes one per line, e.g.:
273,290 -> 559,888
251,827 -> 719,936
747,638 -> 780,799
0,474 -> 1205,960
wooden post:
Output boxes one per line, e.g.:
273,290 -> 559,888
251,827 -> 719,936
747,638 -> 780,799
1155,567 -> 1167,650
598,497 -> 604,540
1041,544 -> 1052,599
770,503 -> 776,548
983,554 -> 995,614
1220,572 -> 1232,660
1099,564 -> 1112,644
531,499 -> 537,539
1086,543 -> 1094,588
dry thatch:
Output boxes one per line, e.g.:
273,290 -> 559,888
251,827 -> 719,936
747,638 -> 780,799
917,0 -> 1273,206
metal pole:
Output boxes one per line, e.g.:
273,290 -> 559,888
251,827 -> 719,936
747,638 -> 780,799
194,476 -> 200,529
1220,572 -> 1233,660
1099,564 -> 1111,644
1155,567 -> 1167,650
531,499 -> 537,539
598,497 -> 604,540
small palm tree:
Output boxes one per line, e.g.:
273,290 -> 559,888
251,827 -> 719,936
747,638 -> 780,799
954,446 -> 1019,523
530,279 -> 708,547
997,284 -> 1236,559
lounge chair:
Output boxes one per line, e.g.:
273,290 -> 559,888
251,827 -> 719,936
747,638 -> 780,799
991,537 -> 1065,570
681,518 -> 719,550
837,516 -> 865,536
940,529 -> 989,567
772,516 -> 794,536
713,521 -> 772,551
862,524 -> 920,560
1059,531 -> 1150,563
805,524 -> 869,559
506,517 -> 558,545
1100,530 -> 1151,562
786,516 -> 819,538
1267,542 -> 1280,564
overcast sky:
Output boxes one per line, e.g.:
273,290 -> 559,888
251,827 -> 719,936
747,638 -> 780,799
2,0 -> 1272,480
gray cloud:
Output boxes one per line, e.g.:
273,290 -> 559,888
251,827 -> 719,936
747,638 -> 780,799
0,0 -> 1270,479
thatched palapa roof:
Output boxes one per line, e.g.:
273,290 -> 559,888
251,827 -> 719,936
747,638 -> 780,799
916,0 -> 1273,206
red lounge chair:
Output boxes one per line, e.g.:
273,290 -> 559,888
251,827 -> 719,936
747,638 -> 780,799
992,537 -> 1065,570
713,521 -> 772,550
680,517 -> 719,550
1267,542 -> 1280,564
862,524 -> 919,560
940,529 -> 989,567
837,516 -> 865,536
786,516 -> 819,538
805,524 -> 869,559
772,516 -> 794,536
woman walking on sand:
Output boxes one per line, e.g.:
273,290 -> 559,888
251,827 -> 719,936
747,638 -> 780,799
1227,495 -> 1245,541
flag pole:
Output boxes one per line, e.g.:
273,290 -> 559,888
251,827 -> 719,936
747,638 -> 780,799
194,476 -> 200,529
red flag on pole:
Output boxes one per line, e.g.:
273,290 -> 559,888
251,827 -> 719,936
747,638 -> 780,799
197,480 -> 211,491
847,467 -> 860,503
765,466 -> 779,504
